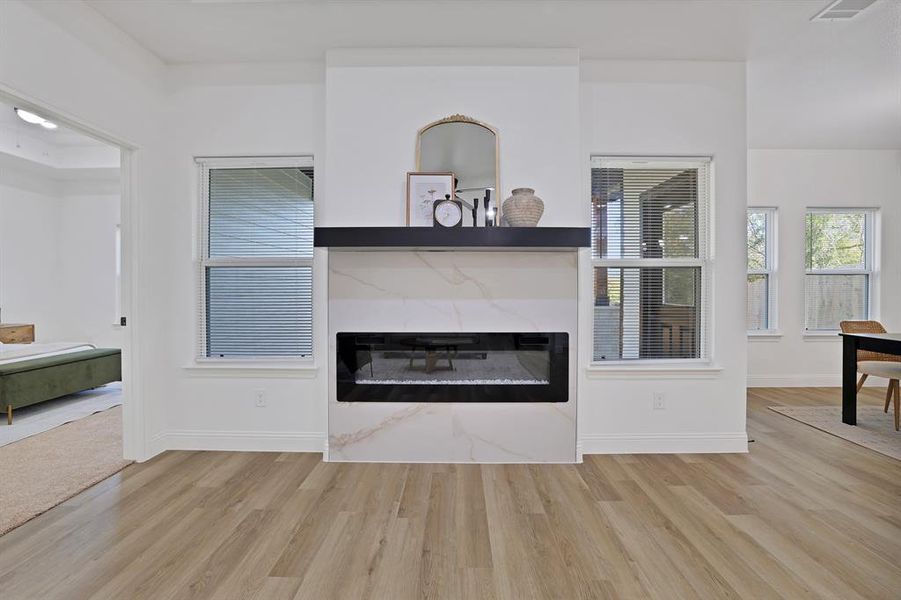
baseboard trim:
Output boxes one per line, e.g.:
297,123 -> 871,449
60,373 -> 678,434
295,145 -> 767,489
580,432 -> 748,454
154,431 -> 745,457
748,374 -> 885,388
161,430 -> 327,453
142,431 -> 168,462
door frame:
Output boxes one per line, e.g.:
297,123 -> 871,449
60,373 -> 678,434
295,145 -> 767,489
0,85 -> 146,460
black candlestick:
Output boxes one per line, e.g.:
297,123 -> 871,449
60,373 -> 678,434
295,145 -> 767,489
484,189 -> 496,227
472,198 -> 479,227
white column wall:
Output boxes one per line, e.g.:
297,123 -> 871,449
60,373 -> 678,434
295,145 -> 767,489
161,70 -> 328,451
578,60 -> 749,454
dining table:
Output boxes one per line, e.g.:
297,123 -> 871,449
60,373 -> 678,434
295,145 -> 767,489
840,332 -> 901,425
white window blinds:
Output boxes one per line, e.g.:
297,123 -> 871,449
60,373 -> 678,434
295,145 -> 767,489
198,157 -> 314,359
804,209 -> 874,331
591,157 -> 711,361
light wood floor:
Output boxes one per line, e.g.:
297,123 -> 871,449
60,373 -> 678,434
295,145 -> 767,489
0,388 -> 899,599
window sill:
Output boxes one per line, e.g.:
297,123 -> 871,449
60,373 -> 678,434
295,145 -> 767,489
803,332 -> 842,341
585,362 -> 723,379
748,330 -> 783,340
184,360 -> 319,378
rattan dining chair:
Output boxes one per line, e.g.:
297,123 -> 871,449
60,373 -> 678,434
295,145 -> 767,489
840,320 -> 901,430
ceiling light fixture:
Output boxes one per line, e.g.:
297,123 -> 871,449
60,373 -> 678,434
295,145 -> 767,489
14,107 -> 58,130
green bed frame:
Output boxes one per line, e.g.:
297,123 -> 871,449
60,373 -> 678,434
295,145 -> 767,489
0,348 -> 121,424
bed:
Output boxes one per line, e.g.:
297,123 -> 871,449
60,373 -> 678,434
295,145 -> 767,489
0,343 -> 121,425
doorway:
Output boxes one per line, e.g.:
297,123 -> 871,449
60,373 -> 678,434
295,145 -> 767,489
0,91 -> 137,459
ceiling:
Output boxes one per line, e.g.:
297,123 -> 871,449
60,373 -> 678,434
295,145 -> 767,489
0,101 -> 120,180
0,102 -> 106,148
81,0 -> 900,148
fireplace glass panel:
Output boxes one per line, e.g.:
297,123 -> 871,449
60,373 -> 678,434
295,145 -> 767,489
336,332 -> 568,402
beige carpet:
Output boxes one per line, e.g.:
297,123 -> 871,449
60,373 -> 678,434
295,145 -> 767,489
0,383 -> 122,447
0,406 -> 132,536
769,405 -> 901,461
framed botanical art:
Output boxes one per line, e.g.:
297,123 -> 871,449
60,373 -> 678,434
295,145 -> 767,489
406,172 -> 455,227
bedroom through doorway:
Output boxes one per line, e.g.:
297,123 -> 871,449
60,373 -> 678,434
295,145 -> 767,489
0,95 -> 133,533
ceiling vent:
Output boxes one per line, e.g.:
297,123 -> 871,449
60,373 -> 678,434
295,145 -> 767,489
812,0 -> 878,20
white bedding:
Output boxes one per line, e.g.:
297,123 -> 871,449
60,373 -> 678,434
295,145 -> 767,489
0,343 -> 96,366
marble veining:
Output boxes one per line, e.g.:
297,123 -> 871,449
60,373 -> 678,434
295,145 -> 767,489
329,403 -> 431,450
328,250 -> 578,463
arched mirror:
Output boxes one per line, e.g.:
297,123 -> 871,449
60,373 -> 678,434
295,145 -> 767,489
417,115 -> 499,226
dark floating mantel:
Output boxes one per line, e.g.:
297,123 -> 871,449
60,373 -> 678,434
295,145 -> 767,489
314,227 -> 590,250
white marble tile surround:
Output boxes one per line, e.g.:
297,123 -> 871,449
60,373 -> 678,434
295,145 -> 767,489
327,250 -> 577,463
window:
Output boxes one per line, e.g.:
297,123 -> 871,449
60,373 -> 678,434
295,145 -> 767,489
591,157 -> 711,361
747,208 -> 776,331
804,208 -> 875,331
197,157 -> 314,359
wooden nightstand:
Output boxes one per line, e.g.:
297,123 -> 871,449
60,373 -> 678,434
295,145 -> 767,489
0,323 -> 35,344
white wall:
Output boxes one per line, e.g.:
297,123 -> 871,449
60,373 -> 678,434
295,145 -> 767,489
747,149 -> 901,387
323,49 -> 582,227
162,71 -> 327,450
578,60 -> 749,453
0,176 -> 61,339
0,168 -> 120,347
56,188 -> 122,347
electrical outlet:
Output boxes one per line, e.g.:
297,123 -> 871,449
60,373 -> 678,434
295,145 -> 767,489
254,390 -> 267,408
652,392 -> 665,410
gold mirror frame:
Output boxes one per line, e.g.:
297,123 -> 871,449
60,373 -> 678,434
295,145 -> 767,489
416,114 -> 501,221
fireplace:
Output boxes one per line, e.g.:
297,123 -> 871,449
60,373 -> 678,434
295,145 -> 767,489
327,250 -> 577,462
336,332 -> 568,403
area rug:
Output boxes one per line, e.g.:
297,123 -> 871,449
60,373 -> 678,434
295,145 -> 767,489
0,405 -> 131,536
768,405 -> 900,461
0,383 -> 123,447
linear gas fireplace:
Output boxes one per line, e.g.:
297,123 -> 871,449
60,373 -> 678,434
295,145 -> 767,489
336,332 -> 568,403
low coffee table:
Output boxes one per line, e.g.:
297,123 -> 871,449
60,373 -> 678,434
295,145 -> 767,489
399,336 -> 477,374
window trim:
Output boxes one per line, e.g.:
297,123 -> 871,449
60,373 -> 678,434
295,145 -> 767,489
590,155 -> 713,365
803,207 -> 877,333
747,206 -> 778,334
195,155 -> 315,363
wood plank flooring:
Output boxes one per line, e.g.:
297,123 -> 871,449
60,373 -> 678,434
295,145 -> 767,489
0,387 -> 899,599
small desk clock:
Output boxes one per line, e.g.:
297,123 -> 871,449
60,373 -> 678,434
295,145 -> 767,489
433,194 -> 463,227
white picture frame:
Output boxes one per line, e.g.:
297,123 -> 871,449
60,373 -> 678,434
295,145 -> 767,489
406,172 -> 455,227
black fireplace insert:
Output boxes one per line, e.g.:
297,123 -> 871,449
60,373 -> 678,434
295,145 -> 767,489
336,332 -> 568,402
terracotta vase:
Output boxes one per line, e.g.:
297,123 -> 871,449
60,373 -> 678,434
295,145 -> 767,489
502,188 -> 544,227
